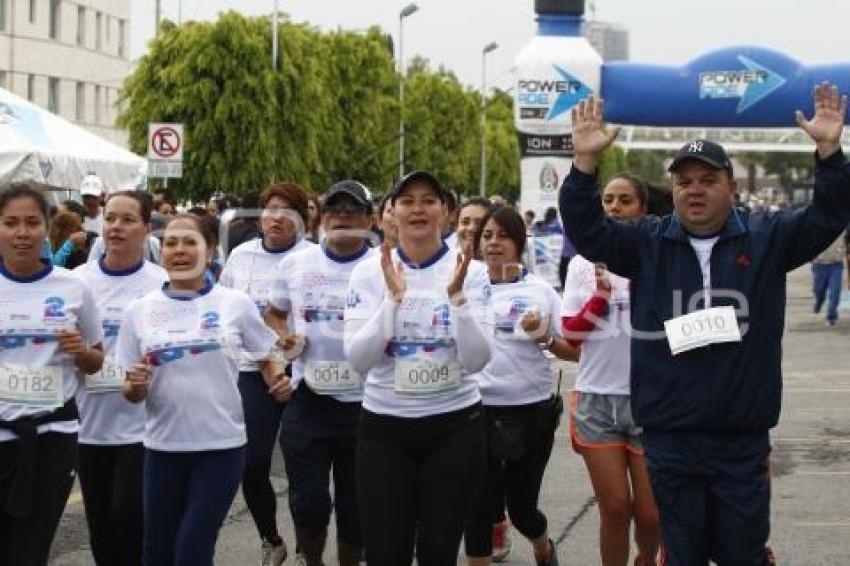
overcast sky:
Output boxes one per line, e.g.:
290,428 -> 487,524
130,0 -> 850,92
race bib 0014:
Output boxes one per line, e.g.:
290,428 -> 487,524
664,306 -> 741,356
0,364 -> 64,407
84,358 -> 124,393
304,361 -> 361,393
394,358 -> 462,395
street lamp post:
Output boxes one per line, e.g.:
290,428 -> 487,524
398,3 -> 419,179
480,41 -> 499,197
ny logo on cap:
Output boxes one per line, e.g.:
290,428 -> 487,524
688,141 -> 704,153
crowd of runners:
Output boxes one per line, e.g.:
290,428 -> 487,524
0,83 -> 848,566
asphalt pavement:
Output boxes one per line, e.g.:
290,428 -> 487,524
49,266 -> 850,565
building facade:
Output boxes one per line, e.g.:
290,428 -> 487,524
583,20 -> 629,62
0,0 -> 131,146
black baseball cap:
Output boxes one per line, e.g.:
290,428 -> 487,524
668,139 -> 734,177
389,170 -> 446,203
325,180 -> 373,210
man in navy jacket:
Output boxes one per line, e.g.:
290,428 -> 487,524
560,83 -> 850,565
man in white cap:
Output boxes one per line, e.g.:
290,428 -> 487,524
80,174 -> 105,235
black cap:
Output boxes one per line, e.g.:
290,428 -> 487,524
668,139 -> 734,177
390,171 -> 445,203
535,0 -> 584,15
325,180 -> 373,209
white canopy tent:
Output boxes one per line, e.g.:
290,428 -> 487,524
0,86 -> 146,197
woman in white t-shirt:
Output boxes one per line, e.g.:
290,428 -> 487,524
561,174 -> 659,566
0,184 -> 104,565
74,191 -> 167,566
219,182 -> 315,565
345,171 -> 492,566
116,214 -> 289,566
464,206 -> 577,566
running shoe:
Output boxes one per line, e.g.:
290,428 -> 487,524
261,539 -> 288,566
492,519 -> 512,562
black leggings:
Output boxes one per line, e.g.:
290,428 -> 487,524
77,442 -> 144,566
238,371 -> 285,543
0,432 -> 77,566
357,404 -> 486,566
464,401 -> 556,557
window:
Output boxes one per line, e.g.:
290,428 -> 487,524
94,85 -> 101,123
29,0 -> 36,24
49,0 -> 60,40
118,19 -> 126,58
48,77 -> 59,114
77,6 -> 85,45
27,75 -> 35,101
0,0 -> 6,32
75,82 -> 84,121
95,12 -> 102,50
0,71 -> 7,90
105,15 -> 110,42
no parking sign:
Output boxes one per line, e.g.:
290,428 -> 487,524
148,123 -> 184,178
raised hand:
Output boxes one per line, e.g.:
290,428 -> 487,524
796,81 -> 847,159
446,252 -> 472,306
571,95 -> 622,174
380,242 -> 406,304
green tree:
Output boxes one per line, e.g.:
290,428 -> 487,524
402,64 -> 480,196
313,27 -> 399,193
624,149 -> 668,185
598,144 -> 628,184
481,89 -> 520,200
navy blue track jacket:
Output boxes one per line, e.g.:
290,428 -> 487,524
560,150 -> 850,433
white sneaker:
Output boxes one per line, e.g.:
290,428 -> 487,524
261,539 -> 288,566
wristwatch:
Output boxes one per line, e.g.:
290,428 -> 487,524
538,335 -> 555,351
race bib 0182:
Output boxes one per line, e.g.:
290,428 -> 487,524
0,364 -> 64,407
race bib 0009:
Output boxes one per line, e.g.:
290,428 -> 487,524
394,358 -> 462,395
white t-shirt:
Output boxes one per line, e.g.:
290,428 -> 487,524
688,236 -> 719,308
83,212 -> 104,235
475,272 -> 561,406
561,255 -> 632,395
269,244 -> 375,403
114,284 -> 278,451
219,237 -> 316,372
88,236 -> 162,265
346,244 -> 491,418
444,231 -> 459,252
0,264 -> 103,442
74,260 -> 168,445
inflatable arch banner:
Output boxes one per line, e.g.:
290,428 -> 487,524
601,46 -> 850,127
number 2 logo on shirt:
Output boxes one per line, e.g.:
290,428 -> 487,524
200,311 -> 220,330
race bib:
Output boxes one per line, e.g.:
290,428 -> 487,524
394,358 -> 462,395
0,364 -> 63,407
85,358 -> 124,393
664,306 -> 741,356
304,360 -> 361,393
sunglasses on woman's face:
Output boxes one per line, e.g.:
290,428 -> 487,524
323,202 -> 369,215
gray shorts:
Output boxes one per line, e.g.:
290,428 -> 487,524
569,391 -> 643,454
